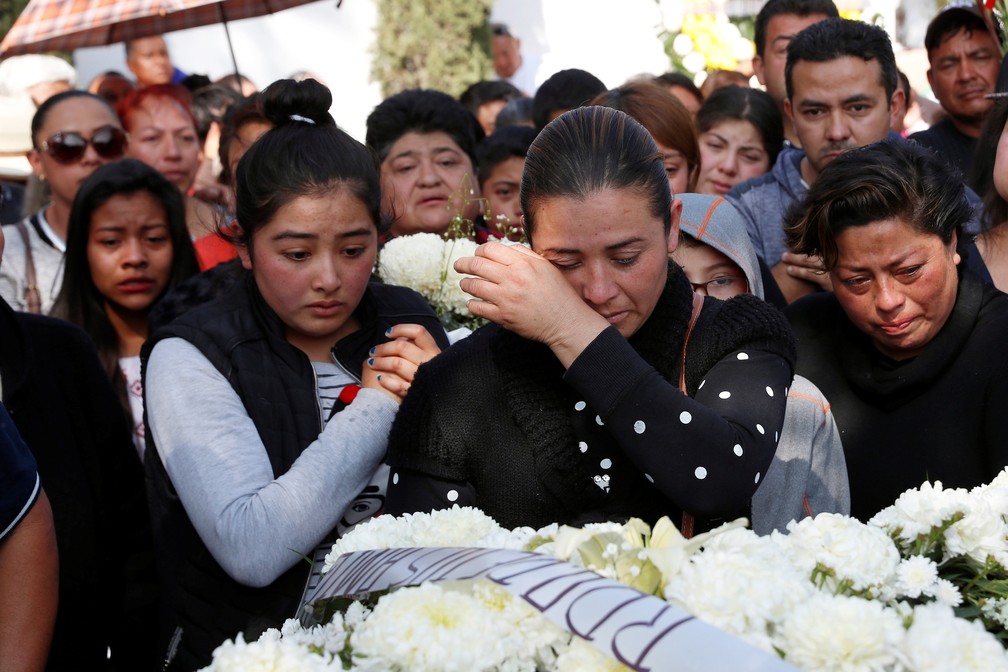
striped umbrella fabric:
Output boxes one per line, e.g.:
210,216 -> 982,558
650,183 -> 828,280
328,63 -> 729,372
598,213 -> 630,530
1,0 -> 318,56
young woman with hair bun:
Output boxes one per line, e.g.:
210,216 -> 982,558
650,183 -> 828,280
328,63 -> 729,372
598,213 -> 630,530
142,78 -> 448,670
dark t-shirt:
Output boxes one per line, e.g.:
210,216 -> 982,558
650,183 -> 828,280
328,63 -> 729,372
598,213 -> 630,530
908,118 -> 976,179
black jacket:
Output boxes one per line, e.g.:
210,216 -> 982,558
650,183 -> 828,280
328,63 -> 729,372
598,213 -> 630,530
0,297 -> 157,671
786,271 -> 1008,520
143,274 -> 448,671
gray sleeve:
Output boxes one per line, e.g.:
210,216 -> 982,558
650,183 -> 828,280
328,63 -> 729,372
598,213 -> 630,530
0,224 -> 28,312
751,375 -> 850,535
145,337 -> 398,587
723,189 -> 766,264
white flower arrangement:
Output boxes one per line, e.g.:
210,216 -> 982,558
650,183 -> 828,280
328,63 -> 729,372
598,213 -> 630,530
377,233 -> 483,331
203,472 -> 1008,671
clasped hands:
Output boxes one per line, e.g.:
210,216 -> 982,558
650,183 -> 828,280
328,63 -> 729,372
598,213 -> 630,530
362,324 -> 441,402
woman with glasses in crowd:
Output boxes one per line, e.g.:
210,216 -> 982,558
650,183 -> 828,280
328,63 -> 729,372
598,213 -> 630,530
0,90 -> 128,313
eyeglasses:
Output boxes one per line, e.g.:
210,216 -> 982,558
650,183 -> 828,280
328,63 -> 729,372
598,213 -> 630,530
38,125 -> 128,164
688,275 -> 748,299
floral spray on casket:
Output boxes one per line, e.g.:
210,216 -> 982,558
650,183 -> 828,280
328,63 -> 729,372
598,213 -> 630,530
377,175 -> 524,337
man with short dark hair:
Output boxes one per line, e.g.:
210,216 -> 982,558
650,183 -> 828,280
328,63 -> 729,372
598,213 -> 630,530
908,4 -> 1001,177
727,18 -> 904,303
751,0 -> 839,146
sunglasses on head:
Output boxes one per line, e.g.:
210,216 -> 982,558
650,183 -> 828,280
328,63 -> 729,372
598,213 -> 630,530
38,125 -> 128,164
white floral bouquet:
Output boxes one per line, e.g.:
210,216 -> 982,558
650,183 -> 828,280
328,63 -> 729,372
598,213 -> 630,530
377,232 -> 482,332
201,471 -> 1008,671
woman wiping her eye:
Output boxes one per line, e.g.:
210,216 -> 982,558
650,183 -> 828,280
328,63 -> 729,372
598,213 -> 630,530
384,106 -> 796,535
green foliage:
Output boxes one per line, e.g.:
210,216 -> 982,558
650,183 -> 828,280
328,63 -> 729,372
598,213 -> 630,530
372,0 -> 493,98
0,0 -> 31,45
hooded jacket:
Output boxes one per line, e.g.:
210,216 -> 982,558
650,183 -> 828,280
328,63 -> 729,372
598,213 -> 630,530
678,194 -> 850,534
724,146 -> 807,269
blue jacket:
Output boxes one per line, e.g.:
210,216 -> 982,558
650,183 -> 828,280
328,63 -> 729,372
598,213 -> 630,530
725,146 -> 806,269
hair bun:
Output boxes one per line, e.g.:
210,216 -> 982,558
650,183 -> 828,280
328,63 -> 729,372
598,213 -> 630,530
260,78 -> 335,127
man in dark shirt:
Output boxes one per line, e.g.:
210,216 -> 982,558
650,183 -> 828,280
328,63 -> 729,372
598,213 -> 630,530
909,4 -> 1001,177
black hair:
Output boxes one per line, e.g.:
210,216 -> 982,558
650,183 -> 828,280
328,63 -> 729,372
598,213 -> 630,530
216,73 -> 257,95
754,0 -> 839,57
181,73 -> 212,92
31,90 -> 117,145
589,81 -> 700,191
696,86 -> 783,166
365,88 -> 484,168
191,84 -> 243,143
968,98 -> 1008,230
217,93 -> 268,188
786,139 -> 971,269
653,72 -> 704,107
925,6 -> 1001,53
233,78 -> 385,244
897,69 -> 912,99
495,97 -> 534,128
531,68 -> 607,131
459,80 -> 523,118
491,23 -> 515,38
785,17 -> 898,102
521,106 -> 671,244
476,126 -> 538,188
51,158 -> 198,409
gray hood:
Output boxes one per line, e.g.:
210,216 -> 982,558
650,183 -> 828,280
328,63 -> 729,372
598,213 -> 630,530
677,194 -> 765,300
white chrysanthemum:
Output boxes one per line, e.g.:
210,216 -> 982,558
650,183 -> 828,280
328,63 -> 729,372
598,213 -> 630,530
200,630 -> 339,672
439,237 -> 479,317
323,506 -> 514,572
903,602 -> 1008,671
981,597 -> 1008,629
377,233 -> 481,324
423,505 -> 510,546
554,637 -> 630,672
773,593 -> 907,672
350,583 -> 515,671
895,555 -> 939,599
377,233 -> 448,299
785,513 -> 900,596
664,538 -> 811,649
870,480 -> 971,550
468,580 -> 569,667
930,578 -> 963,607
943,497 -> 1008,566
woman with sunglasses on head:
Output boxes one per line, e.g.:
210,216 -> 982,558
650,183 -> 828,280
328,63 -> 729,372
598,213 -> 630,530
51,159 -> 199,461
0,90 -> 128,313
142,79 -> 448,670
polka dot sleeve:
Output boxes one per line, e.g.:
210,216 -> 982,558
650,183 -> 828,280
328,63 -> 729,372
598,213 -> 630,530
384,467 -> 477,516
563,326 -> 792,517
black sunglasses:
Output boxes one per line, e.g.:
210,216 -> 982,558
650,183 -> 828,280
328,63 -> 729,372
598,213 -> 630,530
38,125 -> 128,164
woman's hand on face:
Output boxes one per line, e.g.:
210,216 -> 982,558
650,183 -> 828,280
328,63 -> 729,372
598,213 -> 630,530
781,251 -> 833,292
361,324 -> 442,402
454,242 -> 608,366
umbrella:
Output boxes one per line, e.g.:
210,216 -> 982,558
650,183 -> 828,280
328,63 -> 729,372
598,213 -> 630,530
1,0 -> 327,74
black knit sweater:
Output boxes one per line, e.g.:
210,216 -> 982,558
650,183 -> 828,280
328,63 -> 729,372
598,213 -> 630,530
786,271 -> 1008,520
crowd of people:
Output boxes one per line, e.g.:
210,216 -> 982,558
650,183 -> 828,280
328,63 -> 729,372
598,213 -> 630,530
1,0 -> 1007,670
